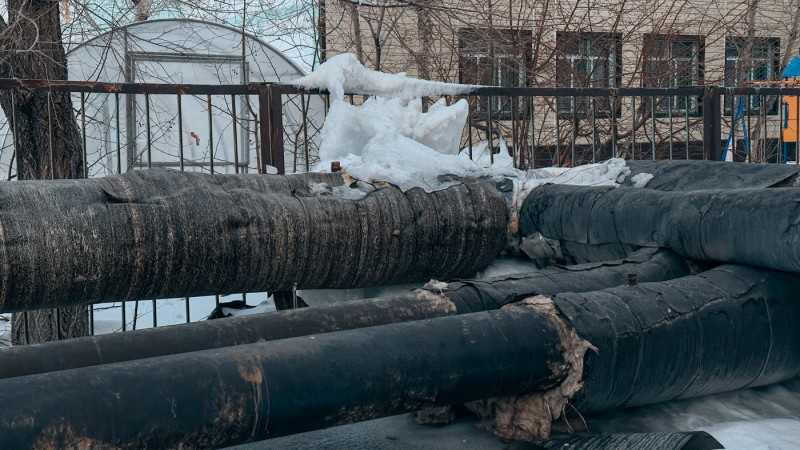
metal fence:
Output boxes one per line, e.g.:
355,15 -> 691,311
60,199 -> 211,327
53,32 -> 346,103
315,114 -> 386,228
1,80 -> 799,341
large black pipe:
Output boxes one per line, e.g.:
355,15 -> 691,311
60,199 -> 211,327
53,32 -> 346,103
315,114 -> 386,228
555,264 -> 800,412
0,307 -> 564,448
0,169 -> 507,312
0,248 -> 691,380
621,159 -> 800,190
519,183 -> 800,273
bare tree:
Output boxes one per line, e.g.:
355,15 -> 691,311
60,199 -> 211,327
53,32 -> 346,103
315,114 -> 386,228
0,0 -> 88,343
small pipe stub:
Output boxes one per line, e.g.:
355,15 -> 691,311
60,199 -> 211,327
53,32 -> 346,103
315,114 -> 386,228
331,161 -> 341,172
628,273 -> 637,286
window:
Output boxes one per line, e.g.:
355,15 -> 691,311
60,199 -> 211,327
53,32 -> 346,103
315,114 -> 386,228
555,31 -> 621,114
724,36 -> 780,113
643,34 -> 704,114
458,28 -> 533,117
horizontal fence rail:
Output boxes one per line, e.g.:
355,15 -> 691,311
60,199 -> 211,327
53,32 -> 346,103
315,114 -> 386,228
1,79 -> 799,342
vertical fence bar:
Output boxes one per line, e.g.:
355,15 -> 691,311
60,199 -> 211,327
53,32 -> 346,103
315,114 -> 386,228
302,94 -> 309,172
258,86 -> 285,174
610,94 -> 617,158
685,96 -> 690,159
80,92 -> 88,178
762,94 -> 767,163
591,98 -> 597,163
631,96 -> 636,160
89,306 -> 94,336
467,99 -> 473,160
555,101 -> 561,166
668,96 -> 673,160
177,94 -> 184,171
185,297 -> 190,323
703,87 -> 722,161
121,301 -> 126,331
152,299 -> 157,328
747,94 -> 752,162
207,95 -> 214,174
215,295 -> 220,307
231,95 -> 240,174
115,93 -> 122,174
511,97 -> 518,168
570,96 -> 576,167
529,97 -> 535,169
487,96 -> 494,164
47,91 -> 55,179
145,94 -> 152,169
650,96 -> 656,160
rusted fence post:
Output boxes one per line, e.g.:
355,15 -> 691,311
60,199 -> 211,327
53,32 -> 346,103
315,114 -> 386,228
258,84 -> 285,174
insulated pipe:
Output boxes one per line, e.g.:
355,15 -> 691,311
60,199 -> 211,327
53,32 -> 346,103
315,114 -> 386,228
621,159 -> 800,190
519,183 -> 800,273
0,308 -> 564,448
555,265 -> 800,412
0,169 -> 507,312
0,248 -> 692,380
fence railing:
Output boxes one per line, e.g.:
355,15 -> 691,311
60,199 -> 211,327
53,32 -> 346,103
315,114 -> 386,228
1,79 -> 799,342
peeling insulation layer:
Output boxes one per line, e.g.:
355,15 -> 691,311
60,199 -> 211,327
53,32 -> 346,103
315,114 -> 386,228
0,169 -> 507,312
553,265 -> 800,413
519,183 -> 800,273
466,296 -> 594,441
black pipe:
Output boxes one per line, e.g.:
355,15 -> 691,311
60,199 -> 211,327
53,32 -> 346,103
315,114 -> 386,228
519,183 -> 800,273
554,265 -> 800,412
0,248 -> 691,380
0,308 -> 564,448
0,169 -> 507,312
622,159 -> 800,190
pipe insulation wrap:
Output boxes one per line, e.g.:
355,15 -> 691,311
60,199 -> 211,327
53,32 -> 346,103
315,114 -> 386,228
621,159 -> 800,190
0,308 -> 564,448
0,169 -> 508,312
553,265 -> 800,413
519,184 -> 800,273
0,248 -> 691,380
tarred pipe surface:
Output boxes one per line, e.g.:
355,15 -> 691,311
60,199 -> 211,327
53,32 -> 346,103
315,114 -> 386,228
0,308 -> 563,448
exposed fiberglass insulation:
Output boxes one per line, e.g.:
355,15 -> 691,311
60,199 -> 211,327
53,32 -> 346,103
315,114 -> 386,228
0,169 -> 507,312
469,264 -> 800,441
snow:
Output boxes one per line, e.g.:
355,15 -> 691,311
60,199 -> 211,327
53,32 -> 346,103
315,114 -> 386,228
631,172 -> 654,187
292,53 -> 472,101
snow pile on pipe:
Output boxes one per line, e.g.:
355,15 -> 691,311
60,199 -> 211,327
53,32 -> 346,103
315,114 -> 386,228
293,53 -> 645,194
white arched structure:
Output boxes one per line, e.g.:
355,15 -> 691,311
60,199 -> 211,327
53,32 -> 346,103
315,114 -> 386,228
59,19 -> 323,176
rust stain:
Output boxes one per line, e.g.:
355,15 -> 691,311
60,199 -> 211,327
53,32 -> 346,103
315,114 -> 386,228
33,423 -> 117,450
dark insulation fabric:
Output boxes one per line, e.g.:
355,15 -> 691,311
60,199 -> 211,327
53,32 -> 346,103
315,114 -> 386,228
534,431 -> 722,450
519,184 -> 800,273
0,169 -> 508,312
443,247 -> 693,313
621,160 -> 800,190
0,308 -> 564,448
553,265 -> 800,413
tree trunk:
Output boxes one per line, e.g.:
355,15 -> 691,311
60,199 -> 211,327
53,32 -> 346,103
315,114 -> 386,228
0,0 -> 88,343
